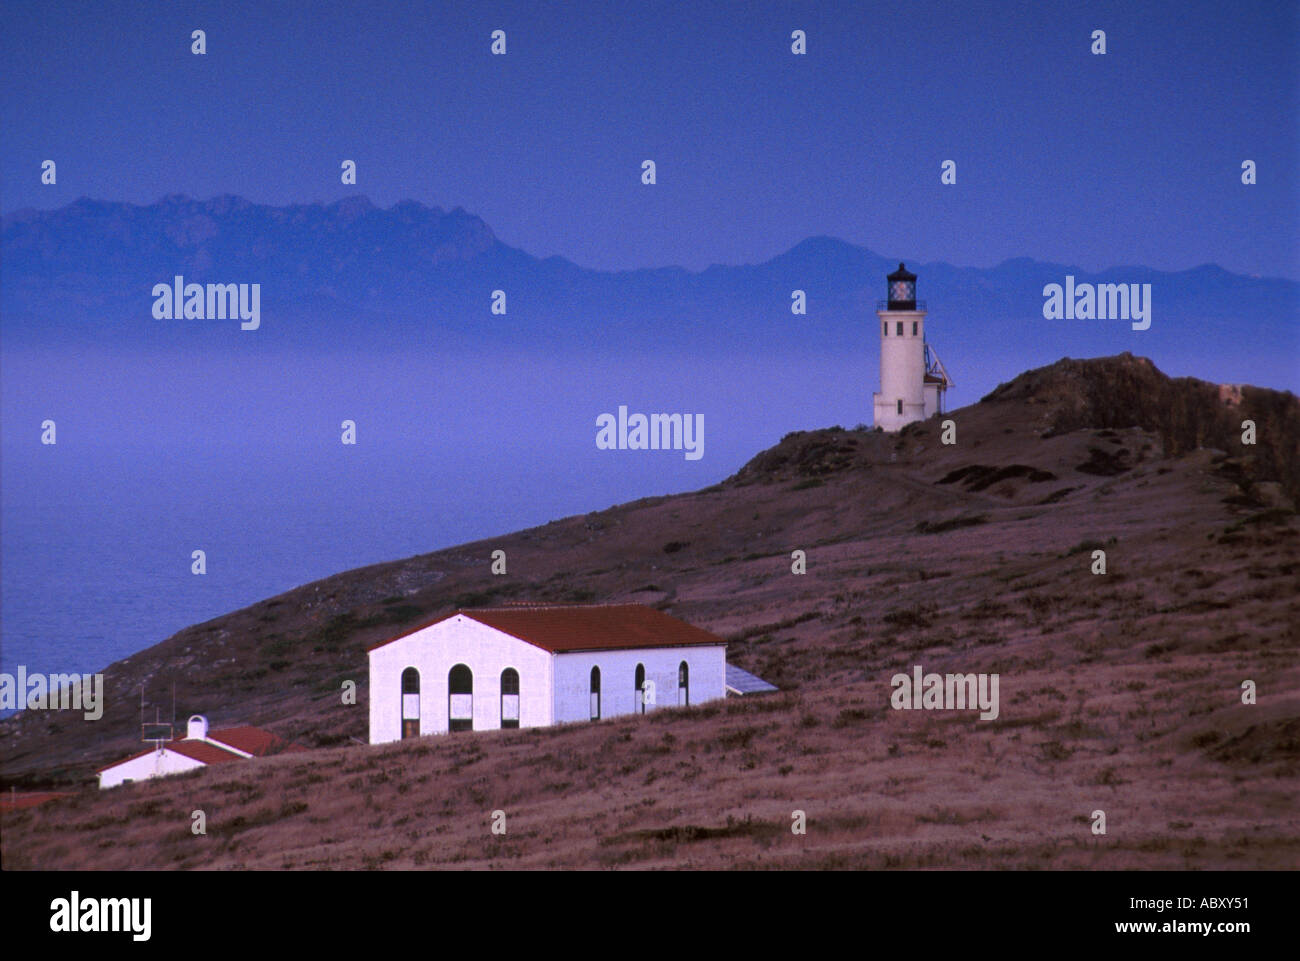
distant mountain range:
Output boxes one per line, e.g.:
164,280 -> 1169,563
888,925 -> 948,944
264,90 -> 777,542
4,195 -> 1297,388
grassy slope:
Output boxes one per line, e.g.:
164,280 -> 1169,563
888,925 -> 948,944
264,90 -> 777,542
2,354 -> 1298,869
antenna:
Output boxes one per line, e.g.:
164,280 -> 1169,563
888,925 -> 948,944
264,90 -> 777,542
924,341 -> 954,390
140,684 -> 174,748
923,341 -> 954,414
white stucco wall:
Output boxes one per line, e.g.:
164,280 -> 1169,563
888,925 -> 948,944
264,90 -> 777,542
98,747 -> 206,789
552,646 -> 726,724
874,308 -> 927,432
923,381 -> 941,419
369,615 -> 729,743
368,615 -> 554,744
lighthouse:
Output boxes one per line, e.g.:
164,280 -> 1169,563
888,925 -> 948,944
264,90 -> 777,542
872,263 -> 952,431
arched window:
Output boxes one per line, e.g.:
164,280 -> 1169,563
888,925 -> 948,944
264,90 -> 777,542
500,668 -> 520,729
401,667 -> 420,739
882,322 -> 887,337
635,663 -> 646,714
678,661 -> 689,707
590,666 -> 601,720
897,399 -> 903,415
448,664 -> 473,732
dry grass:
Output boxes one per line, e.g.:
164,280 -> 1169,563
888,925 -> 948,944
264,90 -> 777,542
3,355 -> 1299,869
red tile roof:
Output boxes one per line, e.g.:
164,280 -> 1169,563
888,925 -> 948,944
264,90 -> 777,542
98,740 -> 242,772
167,740 -> 246,764
367,603 -> 728,654
97,725 -> 306,772
208,726 -> 307,757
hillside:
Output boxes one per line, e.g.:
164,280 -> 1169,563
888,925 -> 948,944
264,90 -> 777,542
2,353 -> 1298,869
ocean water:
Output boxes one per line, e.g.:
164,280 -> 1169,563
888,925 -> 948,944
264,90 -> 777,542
0,344 -> 870,680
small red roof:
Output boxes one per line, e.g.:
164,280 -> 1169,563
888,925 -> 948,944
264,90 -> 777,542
209,726 -> 307,757
98,739 -> 242,772
368,603 -> 728,654
97,725 -> 306,772
168,740 -> 246,764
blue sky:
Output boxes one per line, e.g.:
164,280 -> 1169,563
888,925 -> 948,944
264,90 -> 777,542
2,1 -> 1297,678
2,0 -> 1296,278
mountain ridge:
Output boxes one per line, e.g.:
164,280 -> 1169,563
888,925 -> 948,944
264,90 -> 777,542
3,196 -> 1293,282
6,195 -> 1295,399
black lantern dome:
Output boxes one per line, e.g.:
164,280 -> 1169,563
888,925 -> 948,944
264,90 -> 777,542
886,262 -> 917,310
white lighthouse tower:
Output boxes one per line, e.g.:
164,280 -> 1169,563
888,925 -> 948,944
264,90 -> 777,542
872,262 -> 952,431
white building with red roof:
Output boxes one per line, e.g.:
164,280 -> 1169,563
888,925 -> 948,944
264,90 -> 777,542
367,604 -> 728,743
97,714 -> 305,789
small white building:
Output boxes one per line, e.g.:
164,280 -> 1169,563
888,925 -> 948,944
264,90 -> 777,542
96,715 -> 304,789
367,603 -> 729,743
